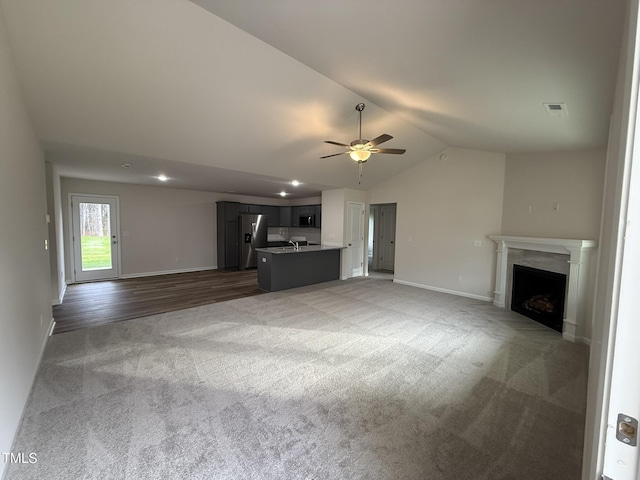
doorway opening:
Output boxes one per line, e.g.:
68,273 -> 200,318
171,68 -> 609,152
369,203 -> 396,278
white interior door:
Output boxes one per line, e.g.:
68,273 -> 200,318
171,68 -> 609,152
71,195 -> 120,282
598,2 -> 640,477
346,202 -> 365,278
379,205 -> 396,271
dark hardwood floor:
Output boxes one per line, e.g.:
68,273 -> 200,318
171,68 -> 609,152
53,269 -> 263,334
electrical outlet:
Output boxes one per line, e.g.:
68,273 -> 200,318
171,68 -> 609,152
473,240 -> 482,247
457,275 -> 463,283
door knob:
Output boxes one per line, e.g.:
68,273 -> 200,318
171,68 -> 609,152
348,243 -> 352,246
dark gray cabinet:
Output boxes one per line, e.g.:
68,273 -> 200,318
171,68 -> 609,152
279,206 -> 291,227
262,205 -> 280,227
257,248 -> 340,292
223,221 -> 239,268
291,206 -> 301,227
300,205 -> 315,216
224,202 -> 242,221
217,202 -> 239,269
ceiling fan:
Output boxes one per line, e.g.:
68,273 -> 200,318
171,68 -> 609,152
321,103 -> 406,183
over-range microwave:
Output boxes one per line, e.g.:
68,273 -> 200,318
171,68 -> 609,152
299,215 -> 316,227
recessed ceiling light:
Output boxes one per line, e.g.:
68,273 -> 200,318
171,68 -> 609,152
279,191 -> 288,197
157,175 -> 168,182
291,180 -> 300,186
121,163 -> 132,168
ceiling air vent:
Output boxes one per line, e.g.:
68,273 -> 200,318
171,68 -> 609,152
543,103 -> 568,117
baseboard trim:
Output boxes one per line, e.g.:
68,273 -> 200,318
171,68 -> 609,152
562,331 -> 591,346
48,319 -> 56,337
52,282 -> 67,306
119,266 -> 217,279
392,279 -> 493,302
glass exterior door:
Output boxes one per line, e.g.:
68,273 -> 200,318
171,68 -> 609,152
71,195 -> 120,282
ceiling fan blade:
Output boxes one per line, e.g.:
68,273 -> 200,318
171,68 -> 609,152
365,134 -> 393,147
320,152 -> 347,159
324,140 -> 350,147
372,148 -> 406,155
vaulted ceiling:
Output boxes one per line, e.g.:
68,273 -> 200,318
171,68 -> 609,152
1,0 -> 626,198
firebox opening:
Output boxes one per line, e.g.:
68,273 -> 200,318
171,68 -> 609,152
511,264 -> 567,333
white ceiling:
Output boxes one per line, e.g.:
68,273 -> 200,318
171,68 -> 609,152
1,0 -> 626,198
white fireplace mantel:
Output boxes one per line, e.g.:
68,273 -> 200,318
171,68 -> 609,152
489,235 -> 597,343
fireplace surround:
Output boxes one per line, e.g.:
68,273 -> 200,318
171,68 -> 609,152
489,235 -> 597,343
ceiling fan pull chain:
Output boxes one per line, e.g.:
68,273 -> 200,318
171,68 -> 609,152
358,162 -> 363,184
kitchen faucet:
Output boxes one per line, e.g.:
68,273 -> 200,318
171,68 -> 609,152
289,240 -> 299,251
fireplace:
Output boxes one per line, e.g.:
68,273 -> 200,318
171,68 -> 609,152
489,235 -> 597,343
511,265 -> 567,332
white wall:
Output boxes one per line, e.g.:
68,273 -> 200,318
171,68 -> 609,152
45,163 -> 66,304
502,150 -> 605,239
369,147 -> 506,300
59,178 -> 321,280
321,189 -> 347,246
0,6 -> 52,479
61,178 -> 218,278
52,165 -> 65,302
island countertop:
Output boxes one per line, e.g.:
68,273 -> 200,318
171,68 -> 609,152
255,245 -> 345,255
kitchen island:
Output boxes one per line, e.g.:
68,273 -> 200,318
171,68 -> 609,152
256,245 -> 344,292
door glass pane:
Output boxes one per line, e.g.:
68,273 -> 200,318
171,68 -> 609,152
79,202 -> 112,271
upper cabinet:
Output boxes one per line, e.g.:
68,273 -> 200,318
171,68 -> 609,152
299,205 -> 315,216
290,206 -> 301,227
218,201 -> 320,229
279,206 -> 291,227
262,205 -> 280,227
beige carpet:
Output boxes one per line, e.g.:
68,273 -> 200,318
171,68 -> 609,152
7,277 -> 588,479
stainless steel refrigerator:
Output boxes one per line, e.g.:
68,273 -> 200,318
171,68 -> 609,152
239,214 -> 268,269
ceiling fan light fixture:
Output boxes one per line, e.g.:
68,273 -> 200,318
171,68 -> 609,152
321,103 -> 405,183
350,150 -> 371,162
